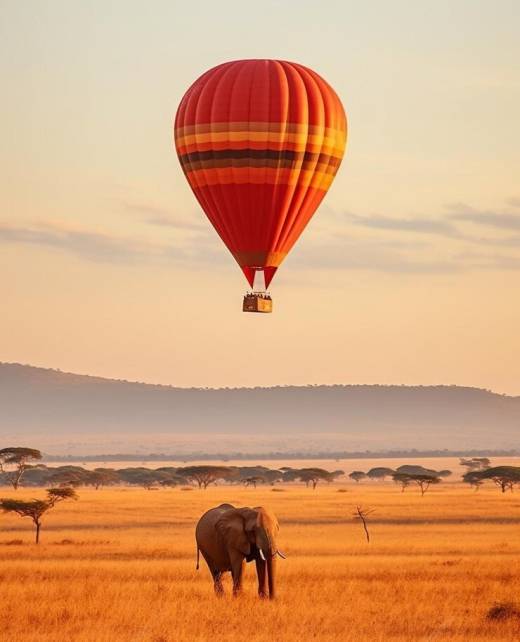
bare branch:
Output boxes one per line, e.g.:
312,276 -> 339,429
353,505 -> 375,543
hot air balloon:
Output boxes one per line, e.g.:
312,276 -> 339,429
174,59 -> 347,312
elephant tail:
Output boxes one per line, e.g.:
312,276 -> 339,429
196,546 -> 200,570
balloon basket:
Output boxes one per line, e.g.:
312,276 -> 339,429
242,293 -> 273,313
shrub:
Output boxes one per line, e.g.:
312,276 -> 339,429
486,602 -> 520,621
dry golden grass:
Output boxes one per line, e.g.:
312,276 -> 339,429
1,476 -> 520,641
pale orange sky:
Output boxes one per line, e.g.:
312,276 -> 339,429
1,1 -> 520,394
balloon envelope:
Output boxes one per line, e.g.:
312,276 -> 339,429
174,59 -> 347,288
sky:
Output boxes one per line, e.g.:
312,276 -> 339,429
1,0 -> 520,394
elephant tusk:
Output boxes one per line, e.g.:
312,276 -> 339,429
276,550 -> 287,559
259,549 -> 266,561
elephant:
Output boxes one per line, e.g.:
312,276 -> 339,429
195,503 -> 285,599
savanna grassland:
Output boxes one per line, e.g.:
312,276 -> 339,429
1,464 -> 520,641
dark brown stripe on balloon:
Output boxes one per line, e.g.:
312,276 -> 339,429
178,148 -> 342,168
183,158 -> 339,174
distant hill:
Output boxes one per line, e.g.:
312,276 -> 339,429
0,362 -> 519,454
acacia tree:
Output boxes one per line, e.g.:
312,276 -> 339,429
392,472 -> 411,492
367,467 -> 395,481
0,447 -> 42,490
159,474 -> 189,488
413,474 -> 441,496
262,469 -> 284,485
392,472 -> 440,496
460,457 -> 491,472
48,470 -> 87,488
281,468 -> 302,482
462,470 -> 484,491
396,465 -> 439,476
0,487 -> 78,543
243,476 -> 265,488
177,466 -> 232,489
49,466 -> 120,490
474,466 -> 520,493
349,471 -> 367,483
137,471 -> 163,490
86,469 -> 120,490
297,468 -> 333,490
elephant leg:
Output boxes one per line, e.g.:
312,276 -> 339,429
267,556 -> 276,600
200,549 -> 225,597
255,558 -> 267,598
231,557 -> 245,597
212,570 -> 224,597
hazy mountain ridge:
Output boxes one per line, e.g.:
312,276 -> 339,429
1,362 -> 519,454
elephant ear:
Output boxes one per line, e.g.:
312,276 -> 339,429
237,507 -> 259,533
253,506 -> 278,531
215,510 -> 251,556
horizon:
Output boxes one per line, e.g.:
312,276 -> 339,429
2,360 -> 518,397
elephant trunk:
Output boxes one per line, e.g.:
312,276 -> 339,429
267,554 -> 276,599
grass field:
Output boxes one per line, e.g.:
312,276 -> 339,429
1,464 -> 519,641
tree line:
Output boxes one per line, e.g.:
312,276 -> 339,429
346,465 -> 452,495
0,449 -> 348,490
351,458 -> 520,495
1,462 -> 347,491
1,448 -> 520,495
